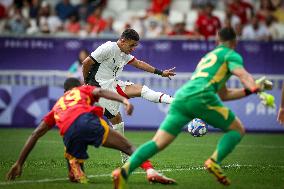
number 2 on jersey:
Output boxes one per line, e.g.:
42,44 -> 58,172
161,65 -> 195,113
191,53 -> 217,80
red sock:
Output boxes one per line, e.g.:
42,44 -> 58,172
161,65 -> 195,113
140,160 -> 153,171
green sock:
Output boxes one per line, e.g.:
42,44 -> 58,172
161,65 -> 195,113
124,140 -> 158,175
216,130 -> 242,164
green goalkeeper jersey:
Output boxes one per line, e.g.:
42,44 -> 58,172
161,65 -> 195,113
175,45 -> 244,99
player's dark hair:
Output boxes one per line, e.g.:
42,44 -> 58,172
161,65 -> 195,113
64,78 -> 81,92
218,27 -> 236,42
121,29 -> 140,41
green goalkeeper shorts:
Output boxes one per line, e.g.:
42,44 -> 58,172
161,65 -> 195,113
159,91 -> 236,136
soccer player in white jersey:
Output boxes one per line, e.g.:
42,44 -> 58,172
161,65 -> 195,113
82,28 -> 176,184
82,29 -> 175,161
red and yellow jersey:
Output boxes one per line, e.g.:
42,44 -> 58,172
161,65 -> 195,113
43,85 -> 103,135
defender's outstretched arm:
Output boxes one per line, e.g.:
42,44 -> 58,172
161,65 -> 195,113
6,122 -> 51,180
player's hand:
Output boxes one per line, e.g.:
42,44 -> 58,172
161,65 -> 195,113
6,163 -> 22,181
277,108 -> 284,125
122,99 -> 134,116
257,92 -> 275,108
162,67 -> 176,80
256,76 -> 273,91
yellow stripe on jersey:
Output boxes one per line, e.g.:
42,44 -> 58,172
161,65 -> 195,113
99,118 -> 110,145
207,105 -> 229,120
209,63 -> 228,84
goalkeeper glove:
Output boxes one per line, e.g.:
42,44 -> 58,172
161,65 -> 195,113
257,92 -> 275,108
256,76 -> 273,91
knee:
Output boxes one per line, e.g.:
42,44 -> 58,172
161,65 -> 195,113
233,124 -> 246,136
238,125 -> 246,136
229,118 -> 246,136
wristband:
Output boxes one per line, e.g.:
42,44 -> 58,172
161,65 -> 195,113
154,68 -> 163,76
244,87 -> 259,96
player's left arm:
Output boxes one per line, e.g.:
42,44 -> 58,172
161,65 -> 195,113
218,85 -> 247,101
129,59 -> 176,80
6,121 -> 52,181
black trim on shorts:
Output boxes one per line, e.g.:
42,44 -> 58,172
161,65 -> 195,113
86,55 -> 101,87
104,109 -> 115,119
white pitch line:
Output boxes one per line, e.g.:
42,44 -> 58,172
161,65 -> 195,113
2,139 -> 284,149
1,164 -> 284,186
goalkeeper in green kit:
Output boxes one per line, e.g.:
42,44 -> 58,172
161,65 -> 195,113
112,27 -> 275,188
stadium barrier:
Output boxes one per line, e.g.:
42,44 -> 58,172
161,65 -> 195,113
0,70 -> 283,132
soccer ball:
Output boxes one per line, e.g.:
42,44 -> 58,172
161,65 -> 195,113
188,118 -> 208,137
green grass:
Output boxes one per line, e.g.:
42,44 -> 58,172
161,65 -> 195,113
0,129 -> 284,189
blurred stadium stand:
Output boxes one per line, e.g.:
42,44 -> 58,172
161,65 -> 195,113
0,0 -> 283,39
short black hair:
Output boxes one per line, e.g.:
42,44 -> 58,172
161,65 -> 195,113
64,78 -> 81,92
218,27 -> 236,42
121,29 -> 140,41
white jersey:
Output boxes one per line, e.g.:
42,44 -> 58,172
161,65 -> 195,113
90,41 -> 135,84
89,41 -> 135,117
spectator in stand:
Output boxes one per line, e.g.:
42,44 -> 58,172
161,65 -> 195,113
144,18 -> 163,38
0,3 -> 6,33
100,17 -> 118,37
76,0 -> 94,23
29,0 -> 40,19
0,3 -> 6,18
38,1 -> 62,34
195,3 -> 221,39
65,13 -> 81,34
168,22 -> 200,39
234,22 -> 243,37
273,1 -> 284,24
256,0 -> 276,23
148,0 -> 171,16
223,7 -> 241,30
191,0 -> 219,9
265,14 -> 280,40
21,0 -> 31,19
55,0 -> 75,21
26,0 -> 40,34
68,49 -> 89,82
87,7 -> 107,35
6,7 -> 29,34
228,0 -> 254,25
242,15 -> 269,40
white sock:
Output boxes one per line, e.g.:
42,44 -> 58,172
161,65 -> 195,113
141,85 -> 173,104
112,122 -> 124,135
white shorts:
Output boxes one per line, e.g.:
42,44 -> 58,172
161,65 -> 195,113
98,79 -> 134,117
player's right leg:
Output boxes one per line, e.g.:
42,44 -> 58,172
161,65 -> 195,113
124,83 -> 173,104
107,113 -> 129,163
204,117 -> 245,186
112,130 -> 177,189
112,101 -> 191,189
192,92 -> 245,185
103,127 -> 175,187
99,94 -> 129,162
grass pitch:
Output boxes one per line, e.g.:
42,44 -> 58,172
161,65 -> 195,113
0,129 -> 284,189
